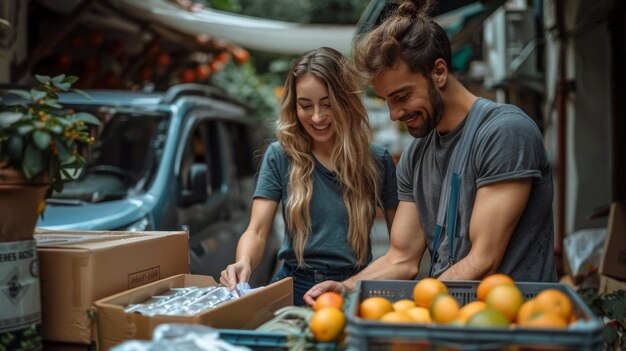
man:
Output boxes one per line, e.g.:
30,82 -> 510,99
303,0 -> 556,306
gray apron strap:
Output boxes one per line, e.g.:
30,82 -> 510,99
428,98 -> 496,277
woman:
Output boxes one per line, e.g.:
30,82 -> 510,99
220,47 -> 398,305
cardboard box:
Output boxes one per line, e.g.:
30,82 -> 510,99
35,230 -> 190,344
599,273 -> 626,294
93,274 -> 293,351
599,201 -> 626,280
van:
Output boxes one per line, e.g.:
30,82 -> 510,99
35,84 -> 281,286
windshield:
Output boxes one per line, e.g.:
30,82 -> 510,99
49,107 -> 170,204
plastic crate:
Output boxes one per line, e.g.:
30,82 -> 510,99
346,280 -> 604,351
218,329 -> 339,350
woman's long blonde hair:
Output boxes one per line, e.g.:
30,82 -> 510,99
276,47 -> 381,268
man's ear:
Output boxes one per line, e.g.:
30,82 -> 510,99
431,58 -> 448,88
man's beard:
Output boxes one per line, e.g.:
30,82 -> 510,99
406,79 -> 444,138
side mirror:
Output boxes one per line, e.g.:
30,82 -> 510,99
180,163 -> 208,206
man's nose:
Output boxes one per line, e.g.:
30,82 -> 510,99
389,104 -> 405,121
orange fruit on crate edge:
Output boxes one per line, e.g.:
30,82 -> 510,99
457,300 -> 487,324
309,307 -> 346,342
406,306 -> 432,324
429,293 -> 460,324
485,283 -> 524,322
519,311 -> 568,329
476,273 -> 515,301
393,299 -> 416,312
413,278 -> 448,308
359,296 -> 394,320
313,291 -> 344,311
532,288 -> 573,322
380,311 -> 415,323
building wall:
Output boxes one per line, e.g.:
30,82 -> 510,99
569,0 -> 612,230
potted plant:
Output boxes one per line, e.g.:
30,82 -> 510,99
0,74 -> 99,351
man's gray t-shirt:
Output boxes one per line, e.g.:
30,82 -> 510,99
397,98 -> 557,281
255,141 -> 399,270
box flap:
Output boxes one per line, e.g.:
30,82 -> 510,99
199,277 -> 293,329
34,230 -> 187,250
600,201 -> 626,281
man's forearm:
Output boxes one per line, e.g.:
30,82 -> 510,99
343,254 -> 418,290
437,252 -> 496,281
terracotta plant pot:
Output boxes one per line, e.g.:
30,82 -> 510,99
0,169 -> 49,242
0,168 -> 49,351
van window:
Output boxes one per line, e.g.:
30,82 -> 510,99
225,122 -> 257,178
180,120 -> 224,195
50,110 -> 169,202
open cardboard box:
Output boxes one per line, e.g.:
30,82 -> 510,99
35,229 -> 189,344
93,274 -> 293,350
599,201 -> 626,281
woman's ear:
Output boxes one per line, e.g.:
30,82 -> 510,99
431,58 -> 448,88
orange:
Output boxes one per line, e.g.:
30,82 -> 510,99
380,311 -> 415,323
393,299 -> 416,312
476,273 -> 515,301
457,300 -> 487,324
429,293 -> 460,324
516,299 -> 536,325
466,308 -> 510,328
406,306 -> 432,324
413,278 -> 448,308
533,289 -> 573,322
309,307 -> 346,342
519,312 -> 568,329
314,291 -> 344,311
485,284 -> 524,322
359,296 -> 394,320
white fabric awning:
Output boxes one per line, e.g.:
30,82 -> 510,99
39,0 -> 357,55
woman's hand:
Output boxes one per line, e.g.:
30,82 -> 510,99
220,259 -> 251,290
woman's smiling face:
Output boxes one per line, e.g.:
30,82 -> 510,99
295,74 -> 336,148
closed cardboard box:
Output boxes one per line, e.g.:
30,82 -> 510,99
35,230 -> 189,344
93,274 -> 293,351
599,273 -> 626,294
599,201 -> 626,281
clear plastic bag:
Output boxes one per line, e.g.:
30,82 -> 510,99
110,323 -> 251,351
563,228 -> 606,287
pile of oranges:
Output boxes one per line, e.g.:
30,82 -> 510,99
308,292 -> 346,342
357,274 -> 577,329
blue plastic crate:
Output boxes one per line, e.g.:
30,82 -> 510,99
345,280 -> 604,351
218,329 -> 339,350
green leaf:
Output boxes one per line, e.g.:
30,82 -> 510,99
602,291 -> 626,320
44,99 -> 63,109
63,76 -> 79,84
52,81 -> 71,92
74,112 -> 100,125
51,74 -> 66,83
35,75 -> 51,84
32,130 -> 51,149
7,89 -> 31,100
54,117 -> 71,127
23,142 -> 45,177
47,124 -> 63,134
8,135 -> 23,160
54,137 -> 71,160
30,89 -> 47,102
16,124 -> 34,135
70,88 -> 93,100
0,111 -> 23,128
